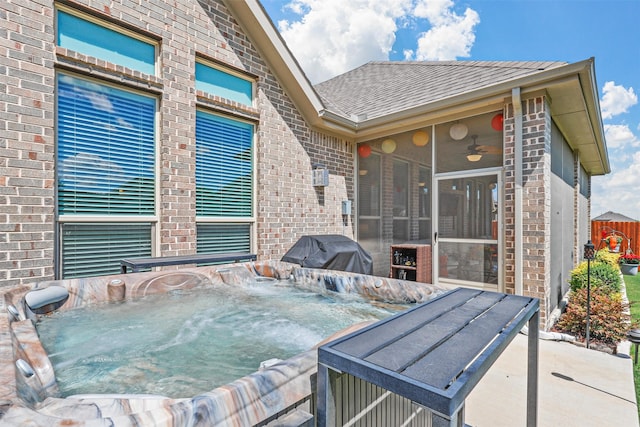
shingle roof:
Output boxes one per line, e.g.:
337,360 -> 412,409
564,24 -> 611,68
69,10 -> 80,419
314,61 -> 567,121
592,211 -> 638,222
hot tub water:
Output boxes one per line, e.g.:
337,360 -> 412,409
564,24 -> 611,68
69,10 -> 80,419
36,279 -> 400,398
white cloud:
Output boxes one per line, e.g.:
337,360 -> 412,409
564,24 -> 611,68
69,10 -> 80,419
600,81 -> 637,119
276,0 -> 479,83
604,124 -> 640,150
278,0 -> 412,83
592,152 -> 640,220
592,124 -> 640,219
412,0 -> 480,60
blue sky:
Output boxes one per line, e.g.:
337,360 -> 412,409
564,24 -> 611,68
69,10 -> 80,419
261,0 -> 639,220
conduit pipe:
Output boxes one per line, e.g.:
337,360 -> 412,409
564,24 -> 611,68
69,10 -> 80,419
513,87 -> 524,296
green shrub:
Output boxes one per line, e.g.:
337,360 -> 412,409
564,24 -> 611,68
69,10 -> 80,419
595,249 -> 622,269
569,260 -> 621,294
555,287 -> 630,347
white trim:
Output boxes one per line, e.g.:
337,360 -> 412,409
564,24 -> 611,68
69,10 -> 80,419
58,216 -> 158,223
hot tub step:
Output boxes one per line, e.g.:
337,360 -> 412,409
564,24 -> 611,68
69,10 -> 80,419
265,409 -> 314,427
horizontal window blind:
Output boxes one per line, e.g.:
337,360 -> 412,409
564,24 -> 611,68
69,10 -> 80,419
61,223 -> 152,278
196,111 -> 253,217
57,74 -> 156,215
197,223 -> 251,254
57,9 -> 156,75
195,62 -> 253,106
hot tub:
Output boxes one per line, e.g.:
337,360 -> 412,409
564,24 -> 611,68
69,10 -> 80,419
0,261 -> 448,426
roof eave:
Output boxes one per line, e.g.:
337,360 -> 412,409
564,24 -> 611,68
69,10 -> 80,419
578,59 -> 610,175
344,59 -> 609,175
221,0 -> 326,128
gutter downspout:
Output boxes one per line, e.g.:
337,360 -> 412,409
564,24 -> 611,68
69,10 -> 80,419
513,87 -> 524,296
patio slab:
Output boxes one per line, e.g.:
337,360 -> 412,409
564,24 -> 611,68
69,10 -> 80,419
465,333 -> 638,426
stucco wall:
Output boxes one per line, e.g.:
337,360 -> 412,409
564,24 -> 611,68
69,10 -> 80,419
549,122 -> 580,326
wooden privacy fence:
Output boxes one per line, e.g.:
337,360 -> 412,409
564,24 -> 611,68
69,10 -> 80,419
591,221 -> 640,255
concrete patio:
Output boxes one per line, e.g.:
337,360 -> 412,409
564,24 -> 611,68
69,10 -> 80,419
465,333 -> 638,426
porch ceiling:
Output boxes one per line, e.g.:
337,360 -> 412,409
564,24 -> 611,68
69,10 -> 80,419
545,73 -> 608,175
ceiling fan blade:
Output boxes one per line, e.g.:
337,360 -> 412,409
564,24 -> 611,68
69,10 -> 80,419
477,145 -> 502,155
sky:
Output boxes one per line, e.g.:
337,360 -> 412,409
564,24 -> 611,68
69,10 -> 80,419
260,0 -> 640,220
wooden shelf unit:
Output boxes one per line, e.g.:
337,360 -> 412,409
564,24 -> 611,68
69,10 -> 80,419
390,244 -> 431,283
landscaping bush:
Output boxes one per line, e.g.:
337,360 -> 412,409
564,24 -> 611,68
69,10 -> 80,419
568,260 -> 621,294
595,249 -> 622,268
555,287 -> 630,348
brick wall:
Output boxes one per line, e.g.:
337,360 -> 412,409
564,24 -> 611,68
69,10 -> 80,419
255,129 -> 354,260
504,96 -> 552,326
0,0 -> 354,287
1,1 -> 56,286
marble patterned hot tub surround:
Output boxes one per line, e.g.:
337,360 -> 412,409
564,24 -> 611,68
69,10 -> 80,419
0,261 -> 449,426
290,267 -> 448,304
10,319 -> 59,405
0,349 -> 316,426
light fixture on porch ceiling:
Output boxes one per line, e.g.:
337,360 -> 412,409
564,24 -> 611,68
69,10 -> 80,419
466,135 -> 483,162
491,113 -> 504,131
412,130 -> 429,146
381,138 -> 397,153
357,144 -> 372,158
467,153 -> 482,162
449,122 -> 468,140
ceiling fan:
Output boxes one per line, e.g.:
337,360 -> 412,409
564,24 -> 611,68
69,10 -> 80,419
465,135 -> 502,162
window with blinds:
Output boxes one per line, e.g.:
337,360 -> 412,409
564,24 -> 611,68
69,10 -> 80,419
196,110 -> 253,217
56,7 -> 156,76
57,74 -> 156,215
56,73 -> 157,278
61,223 -> 152,278
195,111 -> 254,255
197,223 -> 251,254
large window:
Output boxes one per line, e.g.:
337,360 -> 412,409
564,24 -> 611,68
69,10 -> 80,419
57,73 -> 157,277
56,7 -> 157,75
57,74 -> 156,215
196,110 -> 254,253
356,128 -> 432,276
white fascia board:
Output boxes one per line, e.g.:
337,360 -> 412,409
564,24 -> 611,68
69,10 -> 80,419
222,0 -> 326,123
